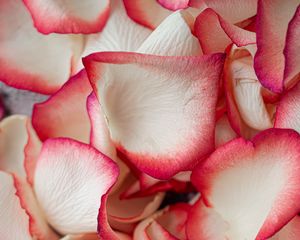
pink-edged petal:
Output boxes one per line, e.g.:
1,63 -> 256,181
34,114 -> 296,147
0,115 -> 30,177
186,198 -> 230,240
275,82 -> 300,132
23,0 -> 110,34
270,216 -> 300,240
215,114 -> 237,147
284,6 -> 300,88
123,0 -> 173,29
98,194 -> 124,240
84,52 -> 224,179
229,51 -> 273,130
191,129 -> 300,239
137,10 -> 202,56
24,117 -> 42,186
134,203 -> 190,240
194,8 -> 256,54
157,0 -> 189,11
0,115 -> 42,185
0,171 -> 31,239
254,0 -> 300,93
13,175 -> 59,239
32,70 -> 92,143
34,138 -> 119,235
224,45 -> 272,138
83,0 -> 151,56
203,0 -> 257,23
87,92 -> 130,193
107,174 -> 164,224
0,0 -> 82,94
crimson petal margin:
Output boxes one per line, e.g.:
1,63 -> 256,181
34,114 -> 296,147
0,0 -> 82,94
194,8 -> 256,54
32,70 -> 92,143
191,129 -> 300,239
0,171 -> 32,240
23,0 -> 110,34
283,5 -> 300,88
83,52 -> 225,179
275,82 -> 300,133
254,0 -> 300,93
34,138 -> 119,235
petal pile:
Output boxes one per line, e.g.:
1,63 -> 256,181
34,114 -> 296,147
1,0 -> 300,239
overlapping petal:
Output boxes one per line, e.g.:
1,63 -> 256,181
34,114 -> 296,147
189,129 -> 300,239
32,70 -> 92,143
84,52 -> 224,179
254,0 -> 300,93
0,0 -> 83,94
23,0 -> 110,34
34,138 -> 119,235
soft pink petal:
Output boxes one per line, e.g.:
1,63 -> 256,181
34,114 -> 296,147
284,5 -> 300,88
275,82 -> 300,132
0,171 -> 32,239
23,0 -> 110,34
84,52 -> 224,179
32,70 -> 92,143
34,138 -> 119,235
254,0 -> 300,93
191,129 -> 300,239
194,8 -> 256,54
0,0 -> 82,94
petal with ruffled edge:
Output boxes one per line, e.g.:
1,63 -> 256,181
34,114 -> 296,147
32,70 -> 92,143
203,0 -> 257,23
133,203 -> 190,240
190,129 -> 300,239
275,82 -> 300,133
34,138 -> 119,235
83,0 -> 151,56
0,0 -> 82,94
0,171 -> 32,240
194,8 -> 256,54
284,5 -> 300,89
23,0 -> 110,34
254,0 -> 300,93
84,52 -> 224,179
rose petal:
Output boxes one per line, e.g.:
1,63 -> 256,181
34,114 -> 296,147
123,0 -> 173,29
137,10 -> 202,56
0,0 -> 82,94
157,0 -> 189,11
84,52 -> 224,179
269,216 -> 300,239
275,82 -> 300,132
254,0 -> 300,93
194,8 -> 255,54
32,70 -> 92,143
224,45 -> 271,138
0,115 -> 29,177
23,0 -> 110,34
0,171 -> 31,240
13,175 -> 59,239
284,5 -> 300,88
133,203 -> 190,240
203,0 -> 257,23
107,174 -> 164,223
83,0 -> 151,55
215,114 -> 237,147
191,129 -> 300,239
34,138 -> 119,235
87,92 -> 130,193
